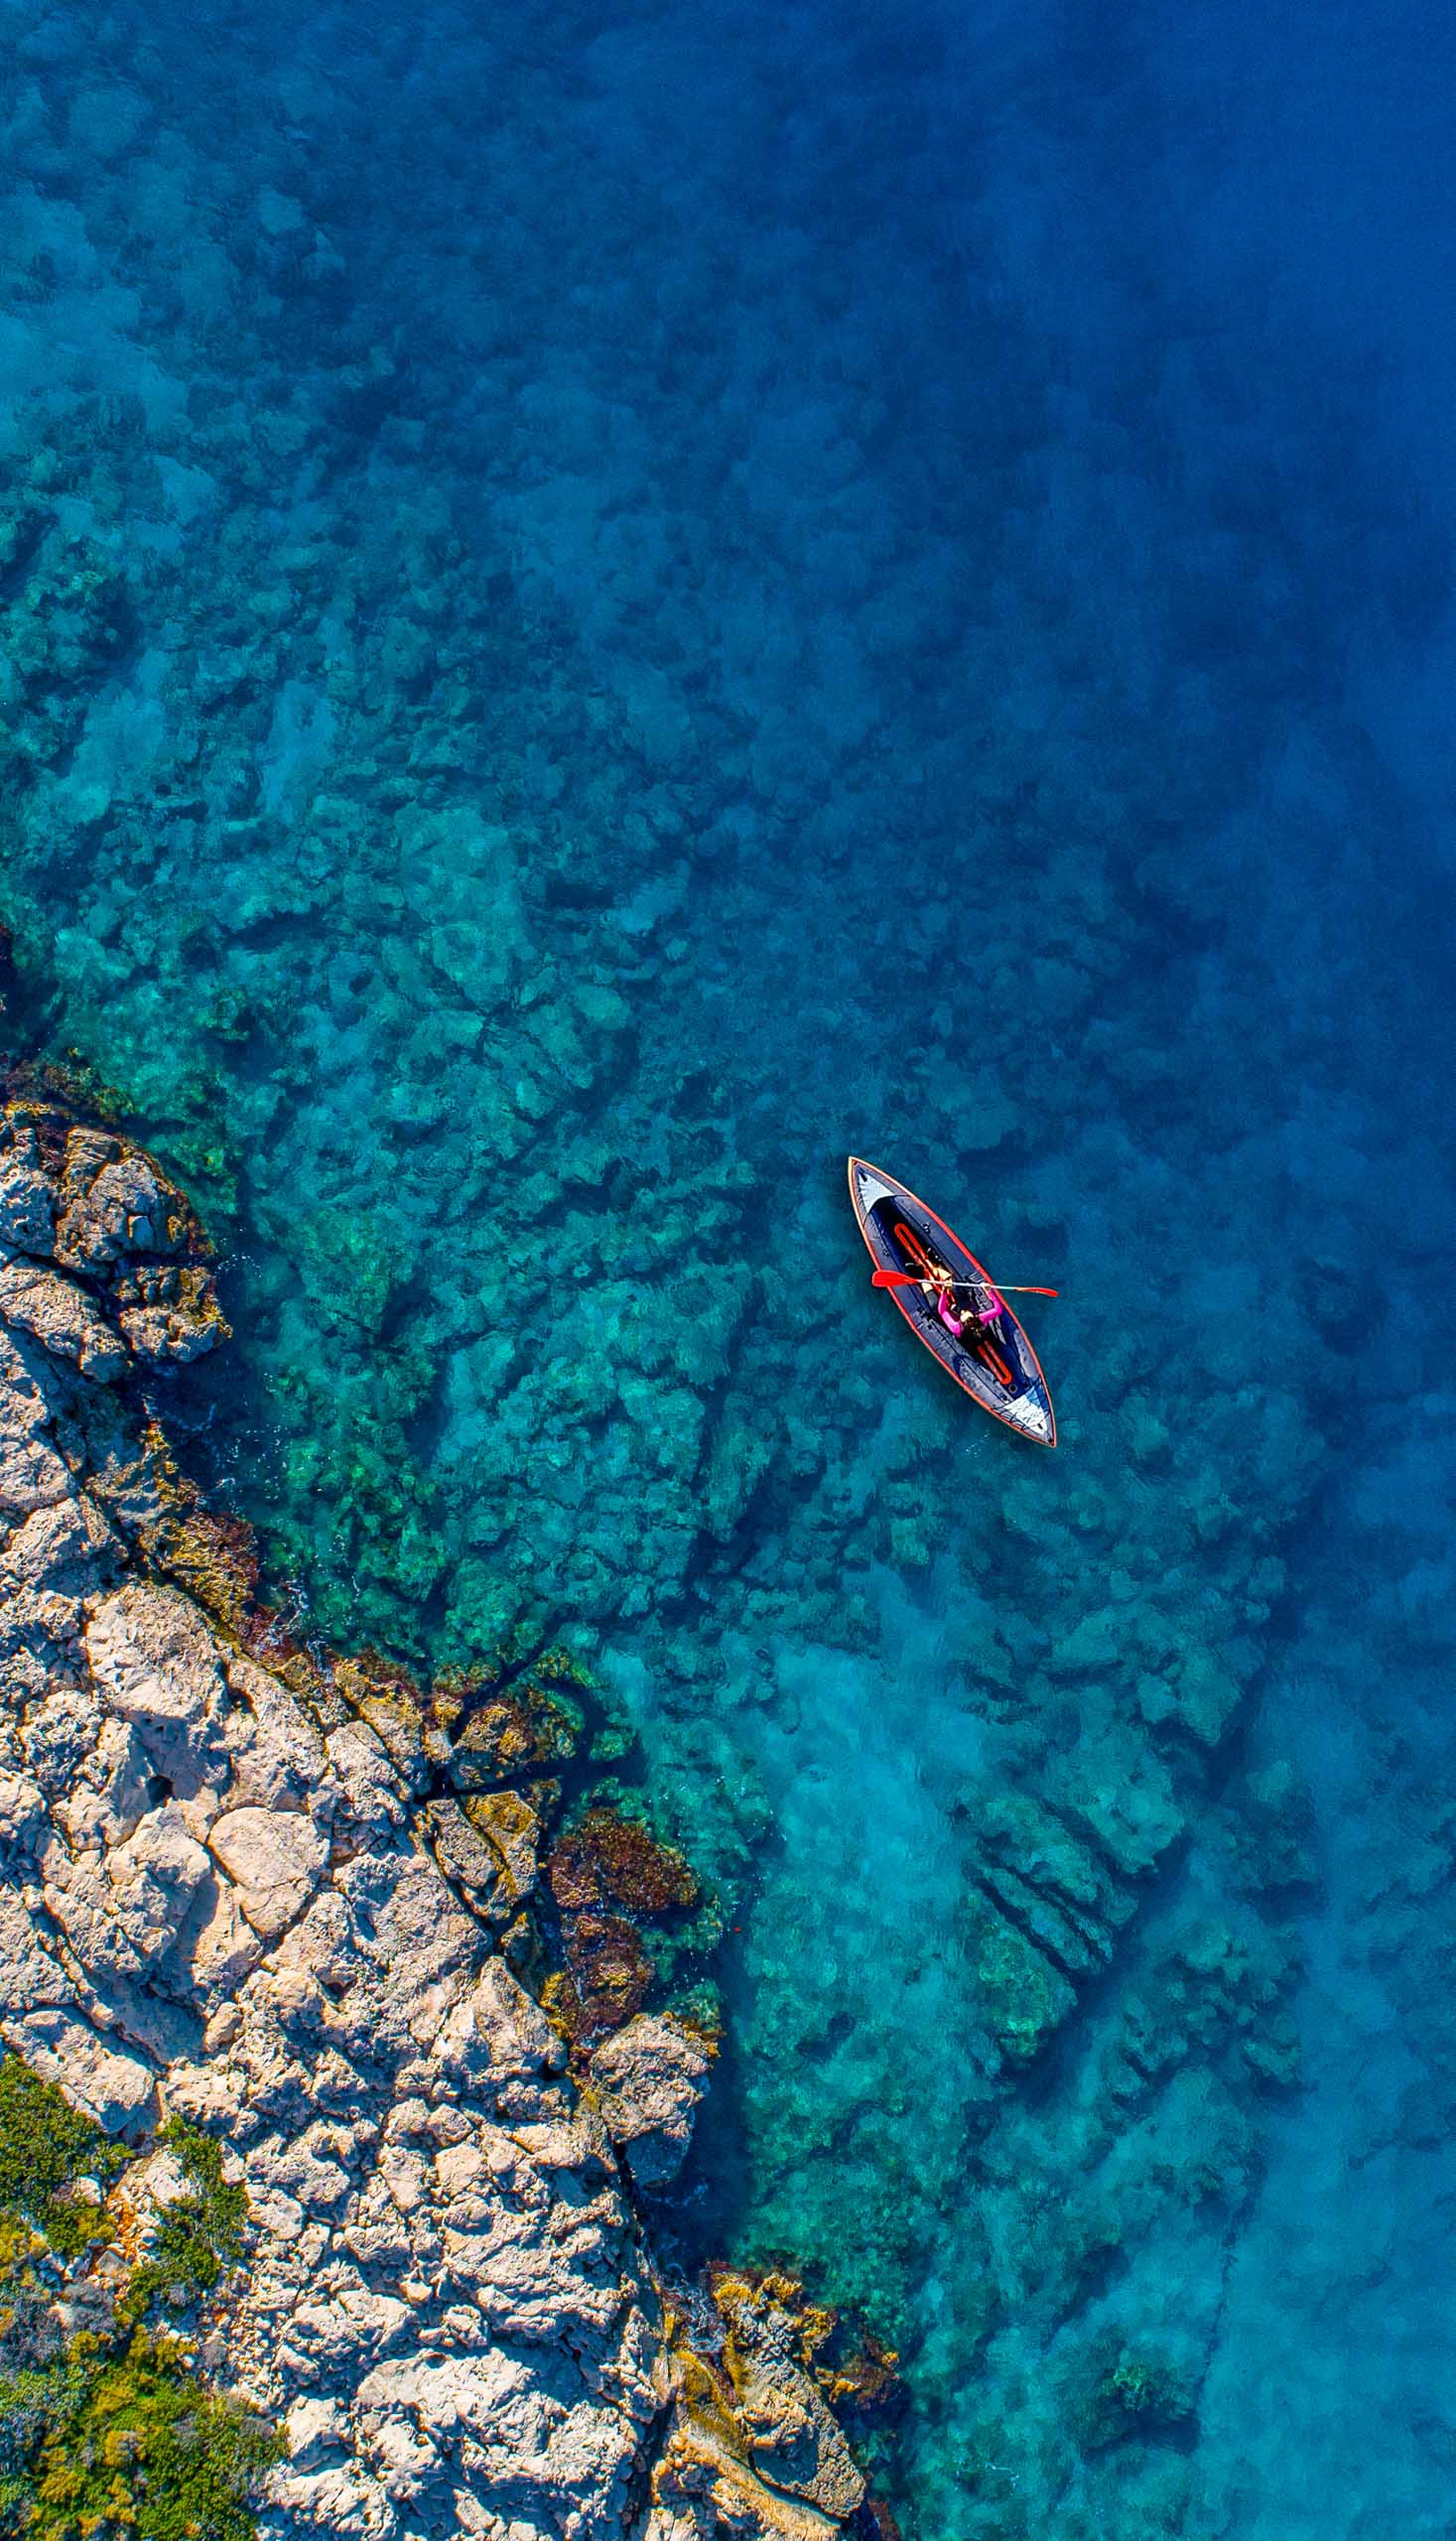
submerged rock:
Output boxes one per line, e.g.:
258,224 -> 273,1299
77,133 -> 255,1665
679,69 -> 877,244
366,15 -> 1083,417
638,2269 -> 869,2538
0,1103 -> 868,2541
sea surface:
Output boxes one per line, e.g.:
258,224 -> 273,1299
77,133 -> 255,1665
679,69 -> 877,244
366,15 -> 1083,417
3,0 -> 1455,2532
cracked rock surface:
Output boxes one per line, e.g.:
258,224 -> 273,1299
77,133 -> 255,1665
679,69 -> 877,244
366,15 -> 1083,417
0,1100 -> 866,2541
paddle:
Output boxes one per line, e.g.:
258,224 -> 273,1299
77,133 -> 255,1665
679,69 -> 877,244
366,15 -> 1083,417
870,1269 -> 1059,1297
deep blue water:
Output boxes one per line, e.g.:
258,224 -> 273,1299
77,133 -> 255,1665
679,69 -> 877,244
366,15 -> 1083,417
3,0 -> 1456,2531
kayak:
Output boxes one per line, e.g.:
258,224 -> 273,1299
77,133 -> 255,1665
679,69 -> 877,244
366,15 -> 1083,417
847,1155 -> 1056,1446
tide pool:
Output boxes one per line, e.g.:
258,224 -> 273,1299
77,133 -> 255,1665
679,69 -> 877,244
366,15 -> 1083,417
3,0 -> 1456,2531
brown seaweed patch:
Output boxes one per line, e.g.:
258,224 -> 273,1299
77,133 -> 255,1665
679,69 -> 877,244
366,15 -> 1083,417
670,2339 -> 743,2450
156,1508 -> 261,1637
543,1807 -> 703,2051
120,1425 -> 280,1660
534,1645 -> 594,1692
462,1784 -> 559,1910
824,2333 -> 903,2418
548,1805 -> 698,1917
543,1911 -> 656,2047
857,2499 -> 905,2540
335,1646 -> 430,1716
332,1647 -> 447,1780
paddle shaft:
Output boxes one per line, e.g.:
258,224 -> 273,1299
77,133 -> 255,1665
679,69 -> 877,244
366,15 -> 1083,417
871,1269 -> 1058,1298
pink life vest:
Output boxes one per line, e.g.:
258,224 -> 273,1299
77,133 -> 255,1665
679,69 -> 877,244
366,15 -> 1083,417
939,1281 -> 1003,1337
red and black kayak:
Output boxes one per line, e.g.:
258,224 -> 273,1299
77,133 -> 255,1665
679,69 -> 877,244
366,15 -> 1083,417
848,1156 -> 1056,1446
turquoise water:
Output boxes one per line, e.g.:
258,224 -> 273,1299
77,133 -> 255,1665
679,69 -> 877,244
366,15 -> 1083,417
4,0 -> 1456,2531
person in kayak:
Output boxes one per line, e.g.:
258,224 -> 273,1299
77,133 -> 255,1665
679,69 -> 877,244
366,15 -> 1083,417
922,1268 -> 1014,1384
923,1267 -> 1004,1337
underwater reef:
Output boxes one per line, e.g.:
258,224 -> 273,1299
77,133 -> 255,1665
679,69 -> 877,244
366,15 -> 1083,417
0,1093 -> 879,2538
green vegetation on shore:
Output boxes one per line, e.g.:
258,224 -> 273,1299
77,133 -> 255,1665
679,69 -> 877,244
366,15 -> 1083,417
0,2059 -> 283,2540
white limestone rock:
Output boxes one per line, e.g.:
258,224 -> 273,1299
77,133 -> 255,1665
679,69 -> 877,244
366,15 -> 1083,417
0,1887 -> 71,2017
463,1956 -> 565,2080
85,1581 -> 229,1789
53,1131 -> 182,1271
222,1653 -> 331,1809
207,1805 -> 330,1939
0,1136 -> 57,1254
190,1873 -> 266,1999
0,1324 -> 74,1515
44,1804 -> 214,1984
18,1682 -> 107,1804
0,1494 -> 117,1598
7,2006 -> 157,2132
0,1257 -> 129,1379
588,2013 -> 711,2189
0,1768 -> 46,1850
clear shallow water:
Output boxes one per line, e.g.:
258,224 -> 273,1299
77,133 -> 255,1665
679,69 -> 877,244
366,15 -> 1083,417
3,0 -> 1456,2532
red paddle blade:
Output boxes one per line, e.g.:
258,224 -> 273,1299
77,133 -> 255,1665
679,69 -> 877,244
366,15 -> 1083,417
872,1268 -> 921,1287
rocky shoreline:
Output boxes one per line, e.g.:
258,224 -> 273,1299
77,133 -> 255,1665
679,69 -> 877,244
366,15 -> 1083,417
0,1092 -> 875,2540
